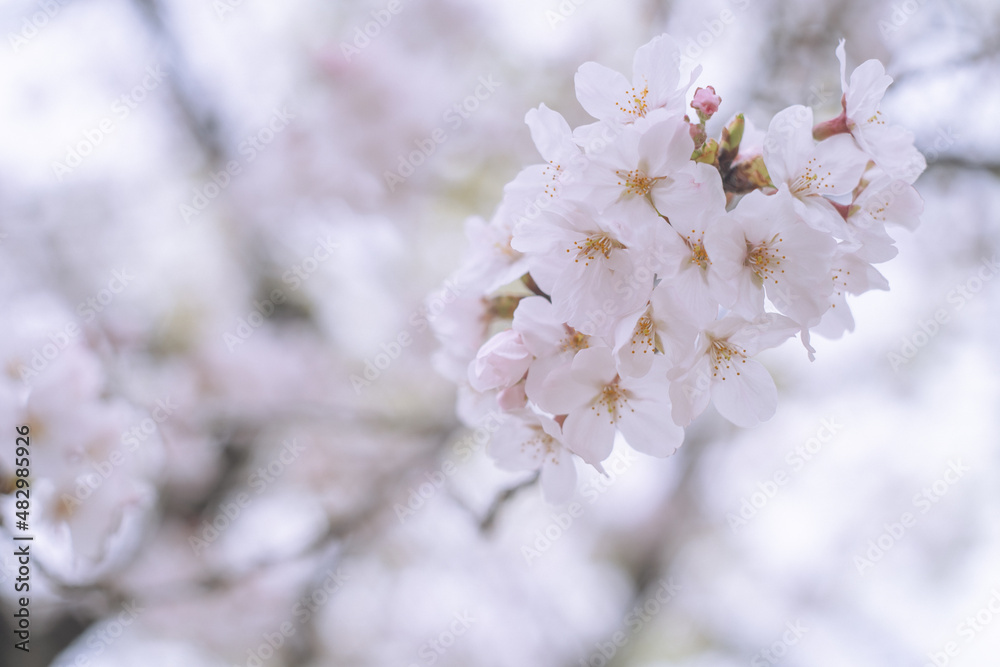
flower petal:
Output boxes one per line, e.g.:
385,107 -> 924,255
632,34 -> 682,112
541,448 -> 578,504
526,103 -> 577,164
710,358 -> 777,427
616,394 -> 684,457
575,62 -> 632,122
562,407 -> 616,466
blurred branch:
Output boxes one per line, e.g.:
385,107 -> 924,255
478,471 -> 540,533
600,429 -> 752,665
891,48 -> 1000,88
130,0 -> 226,164
927,156 -> 1000,174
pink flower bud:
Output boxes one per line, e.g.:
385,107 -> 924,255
692,86 -> 721,119
468,329 -> 532,392
497,382 -> 527,412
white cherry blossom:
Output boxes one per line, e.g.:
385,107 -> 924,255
669,313 -> 799,428
574,34 -> 692,127
514,103 -> 588,204
836,40 -> 926,184
813,246 -> 890,339
612,282 -> 699,379
511,203 -> 655,338
654,162 -> 733,325
844,175 -> 924,263
577,117 -> 695,218
531,347 -> 683,466
490,410 -> 577,503
705,189 -> 836,327
454,212 -> 528,294
763,105 -> 868,236
511,295 -> 592,401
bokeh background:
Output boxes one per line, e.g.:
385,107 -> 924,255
1,0 -> 999,665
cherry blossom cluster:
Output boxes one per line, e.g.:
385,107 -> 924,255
431,35 -> 925,502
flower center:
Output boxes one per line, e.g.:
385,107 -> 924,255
615,168 -> 661,196
865,109 -> 886,127
789,157 -> 834,196
630,313 -> 656,355
559,327 -> 590,353
682,229 -> 710,270
590,377 -> 633,424
615,84 -> 650,119
746,236 -> 785,285
570,232 -> 625,266
523,430 -> 561,465
709,337 -> 748,380
691,241 -> 709,268
494,233 -> 518,258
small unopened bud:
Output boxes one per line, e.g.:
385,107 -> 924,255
497,382 -> 527,412
468,329 -> 532,392
692,138 -> 719,165
718,113 -> 745,171
692,86 -> 721,121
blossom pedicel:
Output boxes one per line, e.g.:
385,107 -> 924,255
431,34 -> 925,503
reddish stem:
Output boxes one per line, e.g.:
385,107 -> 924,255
813,111 -> 849,140
830,200 -> 851,220
813,96 -> 849,141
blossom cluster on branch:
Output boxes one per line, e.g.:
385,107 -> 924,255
431,35 -> 925,502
